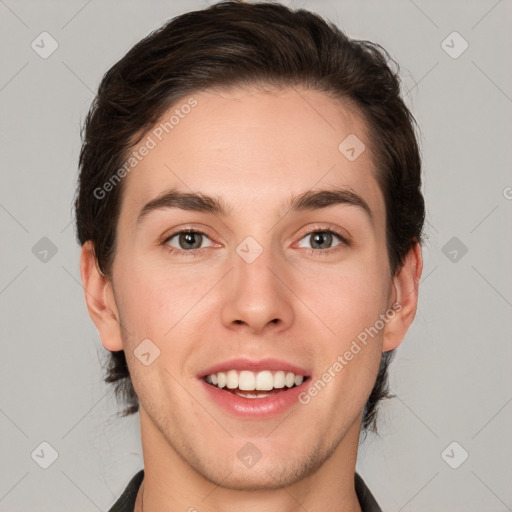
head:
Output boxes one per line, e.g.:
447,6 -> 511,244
76,0 -> 423,490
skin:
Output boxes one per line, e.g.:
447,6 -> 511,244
81,85 -> 422,512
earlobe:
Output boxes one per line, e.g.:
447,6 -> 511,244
80,241 -> 124,352
382,242 -> 423,352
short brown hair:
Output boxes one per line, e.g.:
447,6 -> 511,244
75,0 -> 425,434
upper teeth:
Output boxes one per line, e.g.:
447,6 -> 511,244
205,370 -> 304,390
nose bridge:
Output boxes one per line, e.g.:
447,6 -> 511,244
234,234 -> 277,290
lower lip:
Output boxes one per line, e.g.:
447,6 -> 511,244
200,378 -> 309,418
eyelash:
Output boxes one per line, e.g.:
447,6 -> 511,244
161,225 -> 350,257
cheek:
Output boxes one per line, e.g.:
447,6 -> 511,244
295,254 -> 391,345
113,263 -> 203,400
113,257 -> 217,343
300,265 -> 388,421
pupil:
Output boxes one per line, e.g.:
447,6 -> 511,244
181,232 -> 201,249
313,232 -> 331,249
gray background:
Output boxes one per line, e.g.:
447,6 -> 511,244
1,0 -> 511,511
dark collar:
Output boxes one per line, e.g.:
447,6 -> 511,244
355,472 -> 383,511
107,470 -> 143,512
107,469 -> 382,512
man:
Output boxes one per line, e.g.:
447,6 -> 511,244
75,1 -> 424,511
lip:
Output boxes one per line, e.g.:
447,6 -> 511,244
200,377 -> 310,418
198,357 -> 310,379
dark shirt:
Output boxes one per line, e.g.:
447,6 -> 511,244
107,469 -> 382,512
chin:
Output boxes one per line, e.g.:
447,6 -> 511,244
205,467 -> 299,491
195,448 -> 325,492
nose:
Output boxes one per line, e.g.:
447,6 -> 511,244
220,240 -> 294,335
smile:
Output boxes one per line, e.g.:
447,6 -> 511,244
199,359 -> 311,417
204,370 -> 305,398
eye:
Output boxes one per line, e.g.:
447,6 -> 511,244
161,226 -> 350,257
163,230 -> 214,254
296,228 -> 349,255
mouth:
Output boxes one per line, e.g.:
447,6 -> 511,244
198,359 -> 311,417
203,369 -> 308,399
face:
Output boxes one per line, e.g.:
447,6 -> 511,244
90,85 -> 408,490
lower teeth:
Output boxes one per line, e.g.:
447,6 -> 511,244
235,390 -> 275,399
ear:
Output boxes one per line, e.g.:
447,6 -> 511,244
382,242 -> 423,352
80,241 -> 123,351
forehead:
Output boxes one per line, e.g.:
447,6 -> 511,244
120,86 -> 385,224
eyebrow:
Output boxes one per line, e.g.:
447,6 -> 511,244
137,187 -> 373,224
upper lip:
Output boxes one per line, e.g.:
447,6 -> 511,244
198,358 -> 310,379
